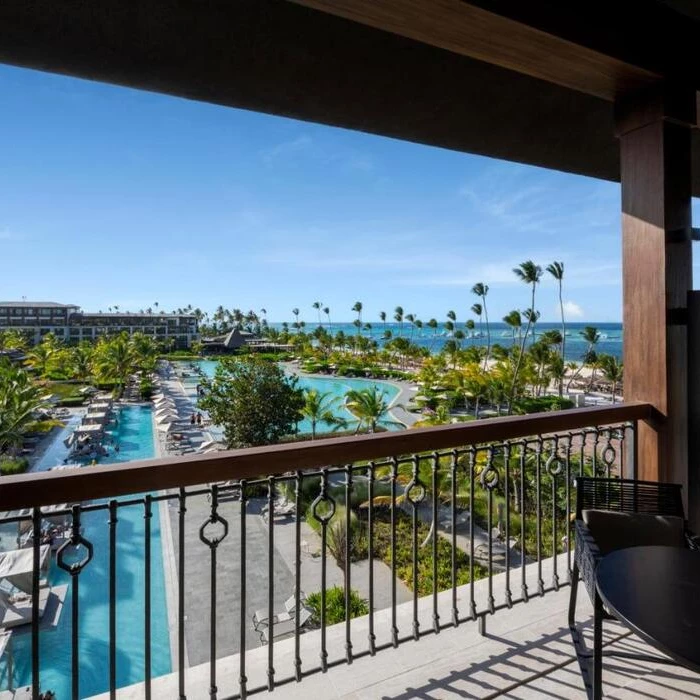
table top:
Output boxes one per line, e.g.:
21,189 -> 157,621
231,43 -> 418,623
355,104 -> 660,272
596,546 -> 700,673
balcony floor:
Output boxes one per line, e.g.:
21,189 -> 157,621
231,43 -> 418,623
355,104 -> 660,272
92,555 -> 700,699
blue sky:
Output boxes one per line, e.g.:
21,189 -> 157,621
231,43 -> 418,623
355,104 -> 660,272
3,64 -> 690,324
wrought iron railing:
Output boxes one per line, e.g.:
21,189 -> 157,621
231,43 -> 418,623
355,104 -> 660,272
0,402 -> 651,699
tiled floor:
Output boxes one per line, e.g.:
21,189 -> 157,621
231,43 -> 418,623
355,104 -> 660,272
91,556 -> 700,699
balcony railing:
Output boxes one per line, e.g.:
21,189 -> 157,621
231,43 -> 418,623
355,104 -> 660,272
0,402 -> 652,699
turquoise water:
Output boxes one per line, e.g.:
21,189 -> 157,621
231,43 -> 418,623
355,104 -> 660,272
7,405 -> 171,698
195,360 -> 404,433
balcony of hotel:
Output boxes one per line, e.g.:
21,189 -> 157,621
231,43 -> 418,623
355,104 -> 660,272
0,401 -> 697,698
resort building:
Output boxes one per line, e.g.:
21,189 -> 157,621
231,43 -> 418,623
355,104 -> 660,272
0,301 -> 198,348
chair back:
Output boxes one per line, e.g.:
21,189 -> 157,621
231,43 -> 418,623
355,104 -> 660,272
574,477 -> 684,520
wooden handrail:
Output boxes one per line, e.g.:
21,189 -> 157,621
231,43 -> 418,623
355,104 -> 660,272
0,402 -> 652,510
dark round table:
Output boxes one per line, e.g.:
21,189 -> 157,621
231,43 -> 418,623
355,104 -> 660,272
596,545 -> 700,673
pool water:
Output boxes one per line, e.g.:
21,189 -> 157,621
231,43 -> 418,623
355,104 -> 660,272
7,405 -> 171,698
194,360 -> 404,434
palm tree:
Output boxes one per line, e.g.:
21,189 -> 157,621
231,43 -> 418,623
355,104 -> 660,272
394,306 -> 404,337
25,342 -> 54,378
546,261 -> 566,371
352,301 -> 363,338
95,336 -> 134,392
323,306 -> 332,331
503,310 -> 522,346
446,310 -> 456,341
405,313 -> 416,341
509,261 -> 542,413
345,386 -> 395,433
426,318 -> 439,352
71,343 -> 93,381
301,389 -> 346,438
292,307 -> 300,333
471,303 -> 482,342
598,354 -> 623,403
312,301 -> 323,327
471,283 -> 491,367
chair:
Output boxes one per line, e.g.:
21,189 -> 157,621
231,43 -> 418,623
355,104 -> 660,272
568,477 -> 699,699
253,592 -> 305,631
259,605 -> 313,644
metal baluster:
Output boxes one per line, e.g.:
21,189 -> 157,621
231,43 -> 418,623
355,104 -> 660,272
310,469 -> 335,672
178,488 -> 187,699
31,508 -> 41,698
109,500 -> 118,699
144,496 -> 153,700
579,430 -> 585,478
535,438 -> 544,596
431,452 -> 440,634
468,447 -> 477,619
294,471 -> 303,680
239,481 -> 248,700
408,456 -> 423,641
345,466 -> 353,663
479,446 -> 498,637
547,439 -> 561,591
57,504 -> 93,700
199,484 -> 229,698
390,458 -> 399,647
592,429 -> 600,476
267,477 -> 275,690
503,442 -> 513,608
519,441 -> 528,603
564,435 -> 573,581
367,462 -> 376,654
450,450 -> 459,626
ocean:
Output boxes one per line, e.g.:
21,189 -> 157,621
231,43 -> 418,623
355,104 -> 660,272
267,321 -> 623,361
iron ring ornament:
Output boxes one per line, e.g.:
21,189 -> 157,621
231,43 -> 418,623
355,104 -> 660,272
199,512 -> 229,548
57,536 -> 93,575
404,478 -> 426,506
545,451 -> 563,476
311,493 -> 336,524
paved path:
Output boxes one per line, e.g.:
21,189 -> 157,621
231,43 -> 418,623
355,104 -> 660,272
168,493 -> 412,666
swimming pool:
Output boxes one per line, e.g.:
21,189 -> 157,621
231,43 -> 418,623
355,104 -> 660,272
6,405 -> 171,698
193,360 -> 404,434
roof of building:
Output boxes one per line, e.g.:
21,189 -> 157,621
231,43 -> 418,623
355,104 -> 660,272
0,301 -> 78,308
2,2 -> 700,192
78,312 -> 196,319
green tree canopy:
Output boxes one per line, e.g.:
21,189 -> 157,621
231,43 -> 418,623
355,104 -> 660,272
198,356 -> 304,448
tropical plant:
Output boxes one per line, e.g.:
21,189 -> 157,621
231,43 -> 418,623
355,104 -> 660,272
546,261 -> 566,377
344,386 -> 396,433
300,389 -> 346,438
598,353 -> 623,403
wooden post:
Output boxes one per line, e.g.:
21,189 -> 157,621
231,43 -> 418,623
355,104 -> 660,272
617,87 -> 696,506
687,291 -> 700,529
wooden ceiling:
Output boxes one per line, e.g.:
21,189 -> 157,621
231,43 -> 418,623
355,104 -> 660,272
1,0 -> 699,190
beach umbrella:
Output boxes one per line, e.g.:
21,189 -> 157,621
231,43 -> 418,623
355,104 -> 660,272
414,395 -> 430,402
158,421 -> 177,433
156,414 -> 179,424
200,445 -> 221,454
155,410 -> 178,420
198,439 -> 220,451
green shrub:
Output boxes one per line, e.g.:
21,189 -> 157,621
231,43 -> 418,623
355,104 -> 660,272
139,378 -> 155,399
58,396 -> 86,407
514,396 -> 574,414
305,586 -> 368,625
0,458 -> 29,475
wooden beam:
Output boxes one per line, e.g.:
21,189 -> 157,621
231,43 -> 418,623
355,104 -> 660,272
0,403 -> 651,510
289,0 -> 660,100
619,88 -> 696,500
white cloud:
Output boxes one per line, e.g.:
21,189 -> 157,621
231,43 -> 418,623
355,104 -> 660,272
260,135 -> 313,164
562,301 -> 584,318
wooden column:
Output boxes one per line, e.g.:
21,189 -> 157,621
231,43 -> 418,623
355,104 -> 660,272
617,88 -> 695,502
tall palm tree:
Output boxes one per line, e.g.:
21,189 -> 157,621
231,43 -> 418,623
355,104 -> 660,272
379,310 -> 386,335
312,301 -> 323,327
405,313 -> 416,340
352,301 -> 363,338
394,306 -> 404,337
471,283 -> 491,368
292,307 -> 300,333
323,306 -> 331,331
427,318 -> 439,352
546,261 -> 566,369
301,389 -> 346,438
509,261 -> 542,413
